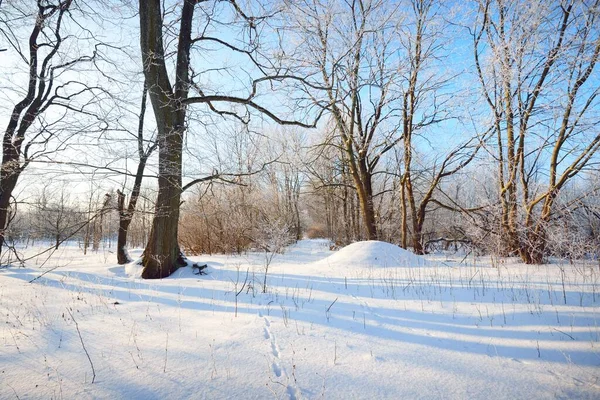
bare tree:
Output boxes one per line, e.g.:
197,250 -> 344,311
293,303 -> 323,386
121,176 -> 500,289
284,0 -> 407,240
254,215 -> 293,293
473,0 -> 600,263
305,130 -> 363,245
0,0 -> 110,259
32,185 -> 80,249
116,83 -> 157,264
262,129 -> 306,241
396,0 -> 484,254
138,0 -> 316,278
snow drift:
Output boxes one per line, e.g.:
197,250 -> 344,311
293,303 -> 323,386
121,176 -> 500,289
321,240 -> 430,267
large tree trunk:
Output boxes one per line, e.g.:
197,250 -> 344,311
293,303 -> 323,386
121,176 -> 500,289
520,222 -> 546,265
141,126 -> 184,278
345,144 -> 378,241
356,190 -> 377,240
519,196 -> 555,264
139,101 -> 186,277
138,0 -> 194,278
353,169 -> 378,241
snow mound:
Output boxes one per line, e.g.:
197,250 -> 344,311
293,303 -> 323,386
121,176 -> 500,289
321,240 -> 429,267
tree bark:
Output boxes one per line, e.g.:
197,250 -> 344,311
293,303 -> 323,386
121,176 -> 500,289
139,0 -> 193,278
347,153 -> 377,241
355,179 -> 377,240
0,171 -> 20,255
117,159 -> 147,264
141,129 -> 185,278
400,183 -> 408,249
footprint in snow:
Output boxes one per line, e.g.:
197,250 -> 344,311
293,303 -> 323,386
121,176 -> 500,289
271,340 -> 280,358
272,362 -> 282,377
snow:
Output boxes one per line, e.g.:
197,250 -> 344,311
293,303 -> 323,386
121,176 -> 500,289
0,240 -> 599,399
319,240 -> 431,268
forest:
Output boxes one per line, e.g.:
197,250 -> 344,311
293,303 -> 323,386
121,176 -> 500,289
1,0 -> 599,272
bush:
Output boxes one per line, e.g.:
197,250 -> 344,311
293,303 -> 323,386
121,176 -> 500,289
306,225 -> 328,239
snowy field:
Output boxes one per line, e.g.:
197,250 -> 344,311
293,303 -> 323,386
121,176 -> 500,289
0,239 -> 598,399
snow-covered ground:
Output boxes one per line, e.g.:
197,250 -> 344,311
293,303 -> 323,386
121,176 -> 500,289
1,239 -> 598,399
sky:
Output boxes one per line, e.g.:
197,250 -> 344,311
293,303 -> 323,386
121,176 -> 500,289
0,0 -> 599,207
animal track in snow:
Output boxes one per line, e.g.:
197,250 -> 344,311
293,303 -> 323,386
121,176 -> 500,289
272,361 -> 282,377
259,309 -> 300,399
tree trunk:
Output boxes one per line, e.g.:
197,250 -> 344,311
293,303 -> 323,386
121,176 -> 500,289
116,222 -> 130,264
412,206 -> 427,255
141,127 -> 185,278
116,190 -> 130,264
400,182 -> 408,249
354,191 -> 361,240
520,226 -> 546,265
404,172 -> 421,253
0,168 -> 19,256
354,173 -> 378,241
138,0 -> 194,278
346,150 -> 377,241
519,198 -> 553,264
294,201 -> 301,241
412,234 -> 424,255
117,82 -> 150,265
92,220 -> 100,251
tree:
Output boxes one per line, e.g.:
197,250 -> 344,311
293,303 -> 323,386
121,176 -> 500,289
32,185 -> 82,250
0,0 -> 109,259
262,129 -> 306,241
305,129 -> 363,244
254,216 -> 293,293
285,0 -> 406,240
473,0 -> 600,263
138,0 -> 315,278
396,0 -> 483,254
116,83 -> 157,264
